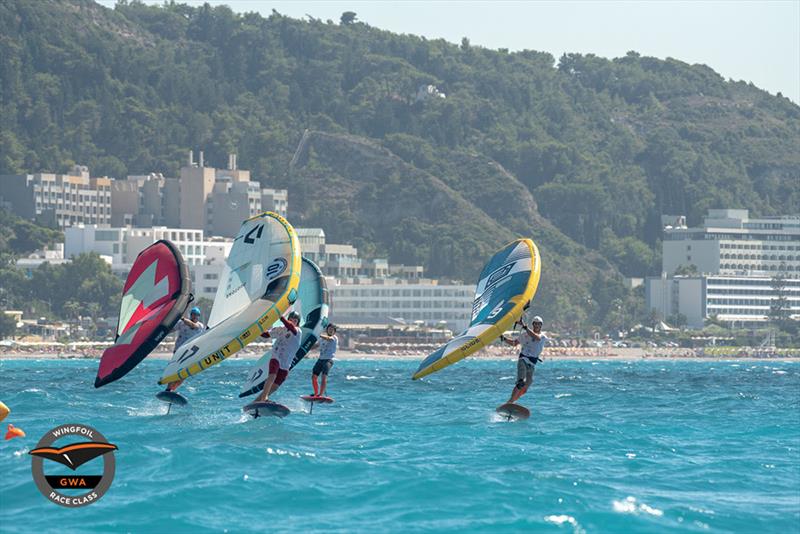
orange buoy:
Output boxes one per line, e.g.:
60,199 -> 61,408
5,424 -> 25,440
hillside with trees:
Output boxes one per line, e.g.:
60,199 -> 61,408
1,0 -> 797,330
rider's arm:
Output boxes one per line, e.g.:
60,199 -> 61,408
280,316 -> 299,335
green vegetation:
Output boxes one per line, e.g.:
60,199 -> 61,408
0,211 -> 121,326
1,1 -> 797,332
0,312 -> 16,338
0,251 -> 121,319
0,209 -> 62,259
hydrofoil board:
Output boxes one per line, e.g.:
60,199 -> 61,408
156,390 -> 188,406
300,395 -> 334,403
243,401 -> 290,419
495,402 -> 530,421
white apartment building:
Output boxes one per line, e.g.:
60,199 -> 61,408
298,228 -> 402,279
14,244 -> 72,274
647,209 -> 800,328
662,209 -> 800,277
646,274 -> 800,328
330,278 -> 474,332
188,229 -> 413,299
64,225 -> 206,268
191,239 -> 233,299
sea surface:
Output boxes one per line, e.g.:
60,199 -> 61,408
1,358 -> 798,533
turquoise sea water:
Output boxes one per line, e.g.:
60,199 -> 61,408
1,358 -> 798,533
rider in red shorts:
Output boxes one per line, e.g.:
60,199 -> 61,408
256,311 -> 301,402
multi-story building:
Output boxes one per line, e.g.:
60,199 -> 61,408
297,228 -> 398,278
191,238 -> 234,300
108,152 -> 288,238
190,228 -> 419,297
110,179 -> 139,226
662,209 -> 800,277
64,225 -> 206,268
261,188 -> 288,219
0,165 -> 113,228
111,173 -> 171,227
208,179 -> 262,237
646,274 -> 800,328
179,151 -> 216,231
330,278 -> 474,332
646,209 -> 800,328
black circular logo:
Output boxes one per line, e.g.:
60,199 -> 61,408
29,423 -> 117,508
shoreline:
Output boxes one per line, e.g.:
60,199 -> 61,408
1,350 -> 798,363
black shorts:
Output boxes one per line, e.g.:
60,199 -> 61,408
312,359 -> 334,376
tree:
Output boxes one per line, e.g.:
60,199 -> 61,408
0,312 -> 16,339
0,209 -> 63,257
63,301 -> 82,321
340,11 -> 357,25
770,267 -> 791,330
668,312 -> 687,330
648,308 -> 662,332
673,264 -> 699,276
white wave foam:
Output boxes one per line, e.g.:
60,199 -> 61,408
345,375 -> 374,380
265,447 -> 316,459
626,453 -> 636,459
545,514 -> 576,525
773,370 -> 787,375
13,447 -> 29,457
545,515 -> 584,534
613,496 -> 663,517
144,445 -> 171,455
555,393 -> 572,399
127,404 -> 172,417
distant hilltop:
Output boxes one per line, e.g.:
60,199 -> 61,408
0,0 -> 798,329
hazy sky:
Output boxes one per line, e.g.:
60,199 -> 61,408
99,0 -> 800,103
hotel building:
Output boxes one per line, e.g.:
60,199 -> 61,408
0,165 -> 112,228
646,209 -> 800,327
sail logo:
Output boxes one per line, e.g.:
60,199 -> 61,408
487,262 -> 515,287
487,300 -> 505,320
29,423 -> 117,508
266,258 -> 287,280
249,367 -> 263,382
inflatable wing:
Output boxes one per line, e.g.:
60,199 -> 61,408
95,240 -> 191,387
412,238 -> 541,380
159,212 -> 301,385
